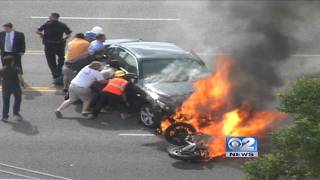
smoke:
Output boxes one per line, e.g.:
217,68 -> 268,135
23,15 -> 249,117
159,1 -> 320,109
150,1 -> 320,111
225,2 -> 301,109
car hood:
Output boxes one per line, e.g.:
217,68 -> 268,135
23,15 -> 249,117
145,81 -> 194,98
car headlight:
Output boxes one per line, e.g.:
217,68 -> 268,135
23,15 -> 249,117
156,99 -> 172,111
156,100 -> 166,109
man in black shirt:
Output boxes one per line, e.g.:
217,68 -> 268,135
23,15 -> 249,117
36,13 -> 72,85
0,55 -> 25,122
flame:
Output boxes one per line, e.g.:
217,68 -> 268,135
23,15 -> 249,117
162,55 -> 286,158
160,119 -> 172,132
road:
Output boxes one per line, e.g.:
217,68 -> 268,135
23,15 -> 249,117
0,0 -> 319,180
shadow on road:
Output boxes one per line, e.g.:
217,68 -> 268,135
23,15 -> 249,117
171,157 -> 245,171
61,110 -> 142,131
8,119 -> 39,136
141,140 -> 168,153
23,90 -> 42,100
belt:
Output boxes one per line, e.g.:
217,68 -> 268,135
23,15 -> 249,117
70,84 -> 86,88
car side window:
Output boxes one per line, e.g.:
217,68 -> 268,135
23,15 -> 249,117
115,49 -> 138,74
107,48 -> 138,74
109,48 -> 121,59
123,53 -> 138,74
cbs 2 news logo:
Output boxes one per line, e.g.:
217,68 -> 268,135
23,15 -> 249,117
226,136 -> 258,157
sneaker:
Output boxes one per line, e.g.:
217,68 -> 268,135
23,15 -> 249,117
55,110 -> 63,119
100,107 -> 110,113
53,77 -> 63,86
81,111 -> 91,117
13,113 -> 23,121
120,113 -> 130,120
1,117 -> 8,123
87,114 -> 97,120
64,93 -> 69,100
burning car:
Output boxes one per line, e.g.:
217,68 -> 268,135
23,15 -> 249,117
104,40 -> 209,128
159,55 -> 287,159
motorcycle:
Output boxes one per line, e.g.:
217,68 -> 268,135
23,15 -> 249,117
159,120 -> 211,162
163,121 -> 197,146
167,134 -> 211,162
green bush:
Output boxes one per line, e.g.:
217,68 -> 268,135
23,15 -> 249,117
242,77 -> 320,179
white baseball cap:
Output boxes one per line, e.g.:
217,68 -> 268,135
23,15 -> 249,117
91,26 -> 104,35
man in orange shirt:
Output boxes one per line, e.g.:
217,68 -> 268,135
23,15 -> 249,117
66,33 -> 89,61
62,33 -> 90,92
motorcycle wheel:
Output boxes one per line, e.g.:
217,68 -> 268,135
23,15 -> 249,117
164,122 -> 196,146
168,146 -> 195,161
168,146 -> 208,162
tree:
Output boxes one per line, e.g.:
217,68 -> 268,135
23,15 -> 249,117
242,77 -> 320,180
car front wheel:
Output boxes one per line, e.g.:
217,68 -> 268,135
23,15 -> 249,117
140,104 -> 160,128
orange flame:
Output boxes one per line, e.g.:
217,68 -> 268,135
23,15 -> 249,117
162,55 -> 286,158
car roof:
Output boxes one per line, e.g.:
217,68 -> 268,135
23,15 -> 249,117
116,41 -> 194,59
103,39 -> 141,46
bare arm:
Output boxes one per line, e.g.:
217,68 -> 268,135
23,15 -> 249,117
36,30 -> 44,39
63,33 -> 71,41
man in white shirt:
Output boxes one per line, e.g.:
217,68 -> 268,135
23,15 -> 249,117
55,61 -> 106,118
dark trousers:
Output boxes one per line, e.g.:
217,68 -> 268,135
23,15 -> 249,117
2,89 -> 22,118
44,44 -> 65,79
1,52 -> 23,73
92,92 -> 124,116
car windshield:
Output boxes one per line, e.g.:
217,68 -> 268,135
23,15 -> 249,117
142,58 -> 206,83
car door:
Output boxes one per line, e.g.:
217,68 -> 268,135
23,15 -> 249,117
107,47 -> 144,107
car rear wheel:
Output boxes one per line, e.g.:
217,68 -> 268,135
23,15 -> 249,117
140,104 -> 160,128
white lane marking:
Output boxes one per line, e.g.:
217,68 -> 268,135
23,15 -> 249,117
30,16 -> 181,21
119,133 -> 155,137
0,162 -> 72,180
0,169 -> 37,179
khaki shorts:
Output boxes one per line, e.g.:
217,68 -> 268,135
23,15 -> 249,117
69,84 -> 91,102
63,66 -> 77,81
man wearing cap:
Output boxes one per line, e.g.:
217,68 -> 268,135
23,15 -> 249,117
88,34 -> 106,55
85,31 -> 96,43
0,23 -> 26,72
89,70 -> 130,119
36,12 -> 72,85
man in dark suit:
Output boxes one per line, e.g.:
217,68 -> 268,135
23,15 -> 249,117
0,23 -> 26,73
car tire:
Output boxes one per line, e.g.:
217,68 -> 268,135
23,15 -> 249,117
140,104 -> 160,129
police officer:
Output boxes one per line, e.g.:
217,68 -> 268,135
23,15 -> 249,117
36,12 -> 72,85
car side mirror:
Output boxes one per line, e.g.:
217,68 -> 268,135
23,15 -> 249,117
125,73 -> 138,83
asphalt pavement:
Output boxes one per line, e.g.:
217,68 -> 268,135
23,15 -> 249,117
0,1 -> 319,180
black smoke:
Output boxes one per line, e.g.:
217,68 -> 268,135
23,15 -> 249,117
225,2 -> 302,109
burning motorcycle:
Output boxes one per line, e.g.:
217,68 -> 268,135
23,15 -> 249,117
158,119 -> 212,162
167,134 -> 211,162
157,118 -> 197,146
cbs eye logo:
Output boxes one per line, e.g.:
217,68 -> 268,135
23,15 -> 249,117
227,137 -> 257,151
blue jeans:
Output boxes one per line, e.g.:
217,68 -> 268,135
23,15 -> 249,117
2,89 -> 22,118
